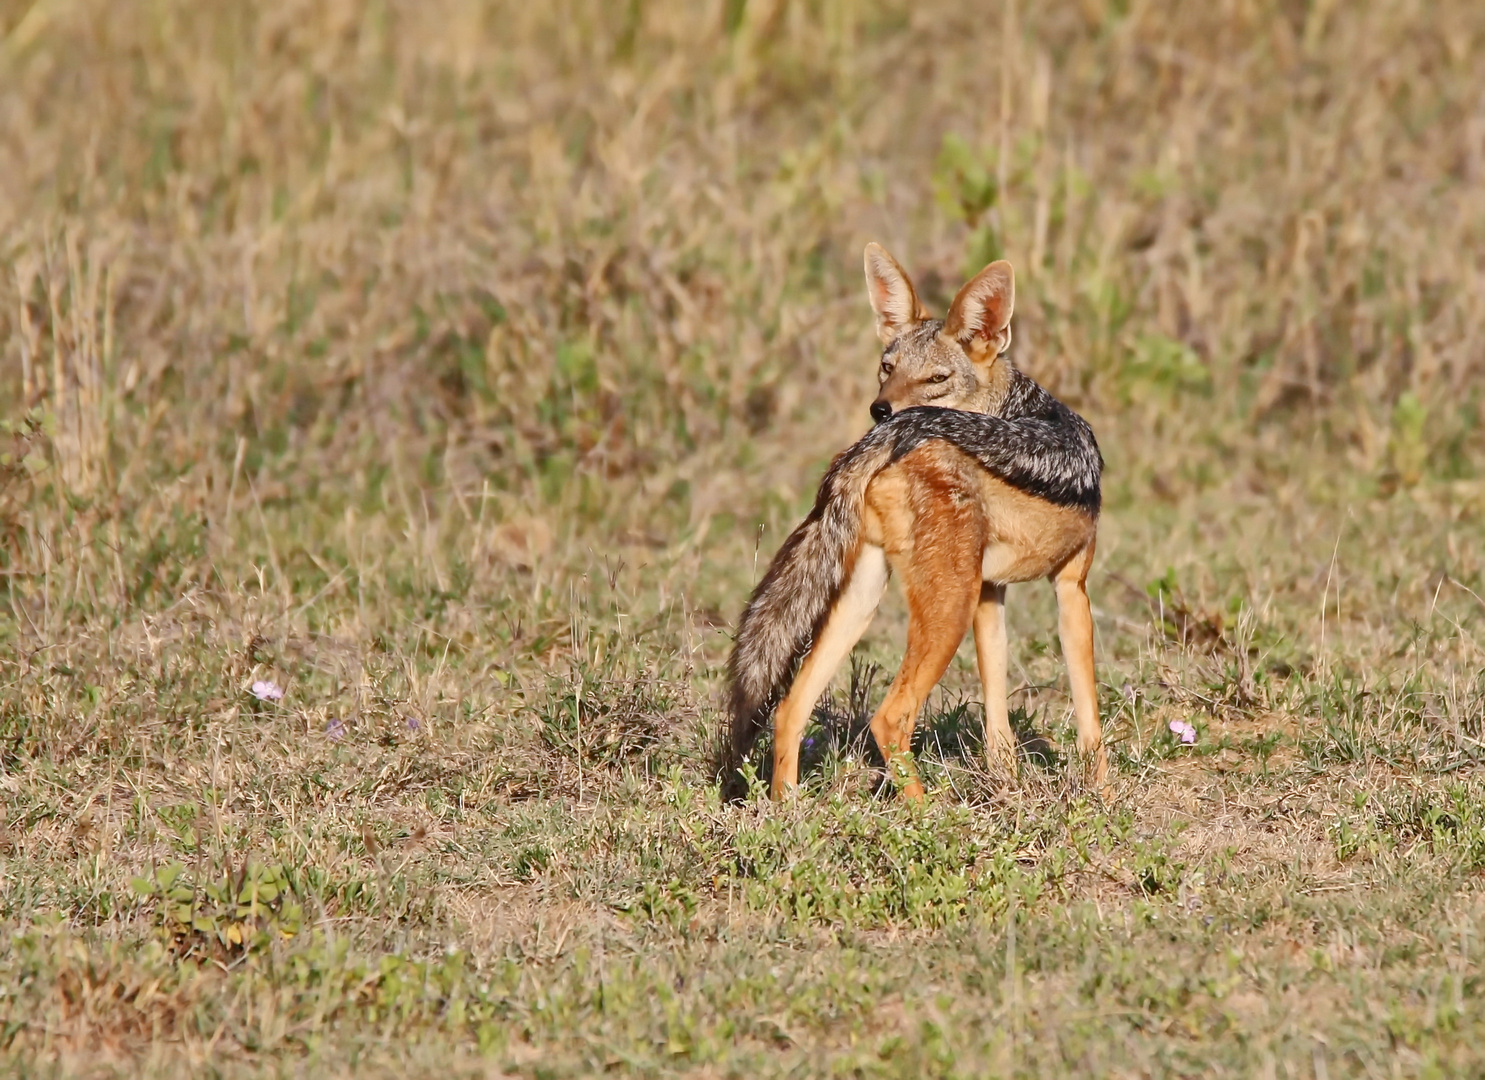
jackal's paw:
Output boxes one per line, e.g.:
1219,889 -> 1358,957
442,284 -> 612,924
982,742 -> 1017,775
1082,748 -> 1110,797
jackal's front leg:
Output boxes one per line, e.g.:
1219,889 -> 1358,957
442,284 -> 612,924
1054,541 -> 1106,788
973,581 -> 1015,774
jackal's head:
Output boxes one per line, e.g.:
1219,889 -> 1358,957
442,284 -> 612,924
863,243 -> 1015,422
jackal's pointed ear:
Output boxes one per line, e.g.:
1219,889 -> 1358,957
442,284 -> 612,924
864,243 -> 928,344
944,260 -> 1015,359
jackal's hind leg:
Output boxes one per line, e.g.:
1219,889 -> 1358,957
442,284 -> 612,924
973,581 -> 1014,774
869,520 -> 983,800
770,545 -> 889,800
1054,541 -> 1106,788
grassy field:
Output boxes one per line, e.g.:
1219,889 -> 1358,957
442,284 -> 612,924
3,0 -> 1485,1075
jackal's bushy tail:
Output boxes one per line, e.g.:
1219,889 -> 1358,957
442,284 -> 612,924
717,432 -> 898,797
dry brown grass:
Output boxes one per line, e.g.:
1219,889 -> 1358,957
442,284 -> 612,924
2,0 -> 1485,1075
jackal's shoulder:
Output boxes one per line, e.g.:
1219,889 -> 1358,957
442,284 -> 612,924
876,370 -> 1103,514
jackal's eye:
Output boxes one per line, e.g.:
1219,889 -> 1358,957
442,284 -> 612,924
880,361 -> 894,376
927,372 -> 950,384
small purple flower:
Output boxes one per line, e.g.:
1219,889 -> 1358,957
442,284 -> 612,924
326,717 -> 346,741
404,715 -> 421,732
1169,719 -> 1197,745
251,680 -> 285,702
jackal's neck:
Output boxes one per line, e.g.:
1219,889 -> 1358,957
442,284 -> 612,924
980,354 -> 1020,415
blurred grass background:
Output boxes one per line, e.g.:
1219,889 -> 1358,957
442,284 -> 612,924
2,0 -> 1485,1075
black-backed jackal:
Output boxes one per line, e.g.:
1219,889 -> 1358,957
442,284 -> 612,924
722,244 -> 1105,801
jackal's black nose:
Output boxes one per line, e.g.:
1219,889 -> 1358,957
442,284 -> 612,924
870,400 -> 893,423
